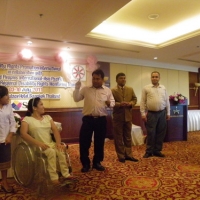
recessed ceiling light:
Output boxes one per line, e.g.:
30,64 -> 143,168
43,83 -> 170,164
27,41 -> 32,45
62,47 -> 70,51
148,14 -> 159,20
154,57 -> 158,60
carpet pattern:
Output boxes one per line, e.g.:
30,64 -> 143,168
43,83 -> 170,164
1,132 -> 200,200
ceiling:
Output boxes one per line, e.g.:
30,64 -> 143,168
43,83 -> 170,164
1,0 -> 200,71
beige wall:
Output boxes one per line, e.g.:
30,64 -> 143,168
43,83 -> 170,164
110,63 -> 189,105
1,63 -> 189,108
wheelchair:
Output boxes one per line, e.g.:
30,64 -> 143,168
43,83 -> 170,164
12,123 -> 74,195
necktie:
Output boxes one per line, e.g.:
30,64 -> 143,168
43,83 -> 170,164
121,87 -> 125,100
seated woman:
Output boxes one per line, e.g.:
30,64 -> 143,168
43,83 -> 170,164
20,97 -> 71,184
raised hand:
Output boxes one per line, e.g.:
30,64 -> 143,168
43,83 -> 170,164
75,79 -> 81,89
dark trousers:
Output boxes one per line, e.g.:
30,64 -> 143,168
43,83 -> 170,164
0,143 -> 11,163
0,143 -> 11,170
145,110 -> 166,153
79,116 -> 107,166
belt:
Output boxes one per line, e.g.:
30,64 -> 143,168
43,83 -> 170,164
84,115 -> 106,118
148,109 -> 165,113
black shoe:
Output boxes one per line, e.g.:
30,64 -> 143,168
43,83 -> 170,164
119,158 -> 125,163
81,165 -> 90,173
153,152 -> 165,157
92,163 -> 105,171
143,153 -> 153,158
125,157 -> 138,162
1,185 -> 14,193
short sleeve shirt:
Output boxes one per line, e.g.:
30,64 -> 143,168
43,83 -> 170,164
22,115 -> 55,147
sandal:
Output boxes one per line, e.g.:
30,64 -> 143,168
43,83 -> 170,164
64,176 -> 78,182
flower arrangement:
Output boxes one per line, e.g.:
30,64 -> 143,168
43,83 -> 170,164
14,113 -> 21,134
169,93 -> 186,104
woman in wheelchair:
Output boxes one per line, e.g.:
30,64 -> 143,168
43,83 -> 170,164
20,97 -> 72,185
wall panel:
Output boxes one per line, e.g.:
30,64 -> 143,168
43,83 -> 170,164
141,66 -> 154,87
178,71 -> 189,104
158,68 -> 168,88
167,70 -> 179,96
189,72 -> 199,109
110,64 -> 189,105
126,65 -> 142,105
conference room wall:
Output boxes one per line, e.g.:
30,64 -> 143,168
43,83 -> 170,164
0,62 -> 189,108
110,63 -> 189,105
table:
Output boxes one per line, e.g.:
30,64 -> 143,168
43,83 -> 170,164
131,124 -> 144,145
188,110 -> 200,132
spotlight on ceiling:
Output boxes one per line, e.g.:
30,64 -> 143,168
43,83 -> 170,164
27,41 -> 32,45
148,14 -> 159,20
19,48 -> 33,61
56,51 -> 69,63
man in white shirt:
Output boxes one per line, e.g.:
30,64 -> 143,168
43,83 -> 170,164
140,71 -> 170,158
73,69 -> 115,172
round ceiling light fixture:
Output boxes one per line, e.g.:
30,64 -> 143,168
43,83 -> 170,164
27,41 -> 32,45
19,48 -> 33,61
148,14 -> 159,20
56,51 -> 70,63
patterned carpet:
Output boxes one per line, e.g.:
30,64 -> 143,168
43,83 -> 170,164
1,132 -> 200,200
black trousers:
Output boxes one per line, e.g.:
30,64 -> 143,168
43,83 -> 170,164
145,110 -> 167,154
79,116 -> 107,166
0,143 -> 11,170
0,143 -> 11,163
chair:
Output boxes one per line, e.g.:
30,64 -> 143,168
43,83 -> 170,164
131,124 -> 145,145
12,140 -> 73,193
12,122 -> 73,195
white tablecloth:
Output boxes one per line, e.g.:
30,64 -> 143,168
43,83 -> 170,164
188,110 -> 200,132
131,124 -> 144,145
